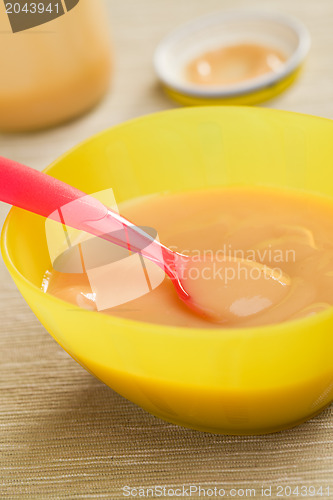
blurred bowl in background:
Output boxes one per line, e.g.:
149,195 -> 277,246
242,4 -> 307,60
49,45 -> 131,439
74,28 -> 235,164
154,10 -> 311,106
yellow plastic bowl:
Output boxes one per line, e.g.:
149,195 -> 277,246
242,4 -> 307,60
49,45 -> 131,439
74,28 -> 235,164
2,107 -> 333,435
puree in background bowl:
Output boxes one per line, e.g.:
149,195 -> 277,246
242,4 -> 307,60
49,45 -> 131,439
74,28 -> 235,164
185,43 -> 286,87
43,186 -> 333,328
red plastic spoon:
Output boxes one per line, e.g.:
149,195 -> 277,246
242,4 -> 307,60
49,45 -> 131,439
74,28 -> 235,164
0,157 -> 290,323
0,157 -> 191,294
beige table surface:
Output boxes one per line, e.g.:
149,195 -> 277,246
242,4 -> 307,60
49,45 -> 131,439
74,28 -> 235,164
1,0 -> 333,498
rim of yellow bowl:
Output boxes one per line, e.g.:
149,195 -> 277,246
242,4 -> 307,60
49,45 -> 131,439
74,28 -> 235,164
2,106 -> 333,341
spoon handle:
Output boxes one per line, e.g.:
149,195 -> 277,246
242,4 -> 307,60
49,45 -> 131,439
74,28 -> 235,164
0,156 -> 108,224
0,156 -> 178,278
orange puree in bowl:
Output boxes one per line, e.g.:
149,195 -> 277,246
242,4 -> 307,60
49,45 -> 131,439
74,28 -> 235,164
43,187 -> 333,328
